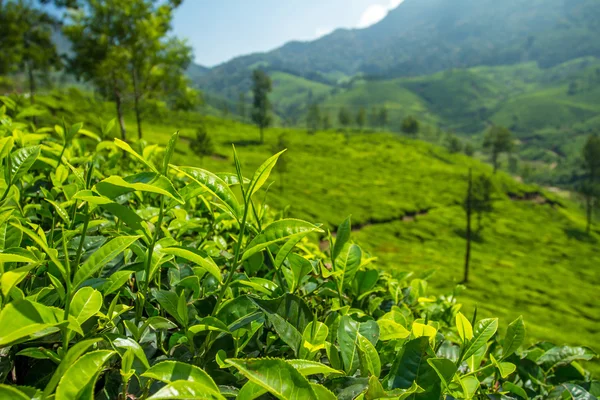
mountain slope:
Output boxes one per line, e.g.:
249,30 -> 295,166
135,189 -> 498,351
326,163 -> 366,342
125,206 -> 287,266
195,0 -> 600,97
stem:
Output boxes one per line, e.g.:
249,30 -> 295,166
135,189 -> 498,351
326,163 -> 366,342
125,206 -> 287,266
143,196 -> 166,293
73,204 -> 91,269
62,228 -> 72,352
211,202 -> 249,316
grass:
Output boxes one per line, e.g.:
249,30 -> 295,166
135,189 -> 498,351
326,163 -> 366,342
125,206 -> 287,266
31,90 -> 600,373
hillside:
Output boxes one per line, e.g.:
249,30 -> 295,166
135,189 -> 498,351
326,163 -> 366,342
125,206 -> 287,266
195,0 -> 600,95
28,90 -> 600,372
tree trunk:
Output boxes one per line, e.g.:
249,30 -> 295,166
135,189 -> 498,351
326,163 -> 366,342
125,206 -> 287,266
132,69 -> 143,139
463,168 -> 473,283
113,80 -> 126,140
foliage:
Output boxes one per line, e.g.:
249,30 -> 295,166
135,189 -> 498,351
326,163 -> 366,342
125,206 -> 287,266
0,97 -> 598,399
190,123 -> 215,162
356,107 -> 366,131
251,69 -> 273,143
401,116 -> 419,136
338,107 -> 351,129
484,126 -> 513,174
580,134 -> 600,233
0,0 -> 62,102
307,103 -> 321,134
445,134 -> 463,154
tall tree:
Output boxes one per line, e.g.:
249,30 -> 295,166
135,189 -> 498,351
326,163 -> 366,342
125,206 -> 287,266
463,168 -> 473,284
190,123 -> 214,164
401,115 -> 420,136
322,113 -> 331,130
483,125 -> 513,174
471,174 -> 494,232
582,134 -> 600,233
356,107 -> 366,131
0,0 -> 62,105
251,69 -> 272,143
338,107 -> 351,129
378,107 -> 388,130
306,103 -> 321,134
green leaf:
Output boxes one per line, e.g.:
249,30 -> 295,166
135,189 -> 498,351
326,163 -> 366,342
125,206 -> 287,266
338,316 -> 361,375
225,358 -> 318,400
174,166 -> 241,219
332,215 -> 352,261
112,337 -> 150,369
101,270 -> 133,295
0,384 -> 30,400
300,321 -> 329,358
237,382 -> 267,400
45,199 -> 71,225
377,319 -> 410,341
11,146 -> 40,181
384,337 -> 441,399
72,235 -> 140,289
188,317 -> 230,335
503,316 -> 525,359
100,202 -> 146,232
142,361 -> 219,392
459,376 -> 480,399
503,382 -> 529,400
490,354 -> 516,379
427,358 -> 457,390
0,299 -> 65,347
0,137 -> 15,160
537,346 -> 597,370
335,243 -> 362,289
163,132 -> 179,174
246,150 -> 286,200
1,264 -> 37,297
455,312 -> 473,342
12,223 -> 68,282
43,338 -> 103,397
287,359 -> 343,377
69,287 -> 102,325
548,384 -> 596,400
114,138 -> 158,172
357,333 -> 381,377
461,318 -> 498,361
147,381 -> 226,400
155,290 -> 185,326
161,246 -> 222,283
96,173 -> 184,204
177,291 -> 189,327
242,219 -> 322,261
55,350 -> 115,400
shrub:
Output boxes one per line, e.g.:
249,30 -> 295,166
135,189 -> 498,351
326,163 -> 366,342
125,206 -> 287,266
0,103 -> 597,399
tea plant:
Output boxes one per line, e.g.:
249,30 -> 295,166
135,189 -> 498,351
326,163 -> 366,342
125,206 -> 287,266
0,103 -> 597,399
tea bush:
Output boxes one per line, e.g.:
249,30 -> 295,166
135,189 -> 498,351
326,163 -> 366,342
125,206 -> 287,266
0,103 -> 597,399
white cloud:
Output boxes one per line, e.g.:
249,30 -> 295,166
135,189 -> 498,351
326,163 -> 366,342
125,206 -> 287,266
357,0 -> 405,29
315,27 -> 334,38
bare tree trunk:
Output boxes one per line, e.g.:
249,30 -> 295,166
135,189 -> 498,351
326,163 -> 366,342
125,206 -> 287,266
113,79 -> 126,140
132,68 -> 143,140
463,168 -> 473,283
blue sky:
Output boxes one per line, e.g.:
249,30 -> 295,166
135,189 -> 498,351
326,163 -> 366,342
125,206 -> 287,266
173,0 -> 404,67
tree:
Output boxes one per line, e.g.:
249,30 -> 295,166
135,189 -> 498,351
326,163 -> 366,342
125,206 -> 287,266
401,115 -> 420,136
464,143 -> 475,157
190,123 -> 214,164
322,113 -> 331,130
581,135 -> 600,233
272,133 -> 288,193
338,107 -> 351,129
65,0 -> 192,140
306,103 -> 321,134
483,125 -> 513,174
369,107 -> 379,129
0,1 -> 62,105
378,107 -> 388,130
251,69 -> 272,143
445,134 -> 463,153
463,168 -> 473,284
356,107 -> 366,131
471,174 -> 494,232
238,92 -> 247,120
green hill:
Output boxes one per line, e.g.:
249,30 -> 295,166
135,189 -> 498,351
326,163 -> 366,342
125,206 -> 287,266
25,89 -> 599,372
